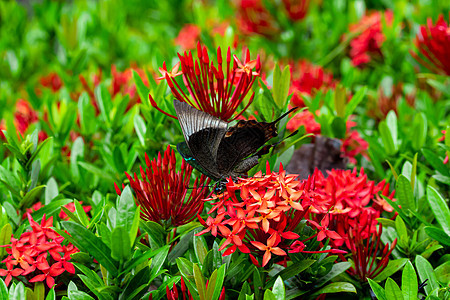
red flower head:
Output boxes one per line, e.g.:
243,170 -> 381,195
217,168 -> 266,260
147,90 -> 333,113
341,119 -> 369,164
175,24 -> 202,51
40,73 -> 63,92
0,214 -> 78,288
151,42 -> 261,122
282,0 -> 310,22
338,212 -> 397,281
118,146 -> 211,228
111,65 -> 149,109
310,168 -> 395,248
235,0 -> 280,37
347,11 -> 393,67
411,13 -> 450,75
14,99 -> 39,135
289,60 -> 336,107
197,163 -> 343,267
287,109 -> 321,134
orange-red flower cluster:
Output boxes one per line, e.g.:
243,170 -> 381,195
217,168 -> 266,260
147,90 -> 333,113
347,11 -> 393,67
197,163 -> 343,267
116,146 -> 211,228
24,201 -> 92,221
40,72 -> 63,93
152,42 -> 261,121
0,214 -> 78,288
289,60 -> 336,107
174,24 -> 202,51
282,0 -> 310,22
235,0 -> 279,37
411,13 -> 450,75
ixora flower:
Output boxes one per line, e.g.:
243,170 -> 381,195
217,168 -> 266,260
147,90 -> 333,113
115,146 -> 211,228
337,212 -> 397,281
288,60 -> 336,107
410,13 -> 450,75
310,168 -> 395,248
150,42 -> 261,122
165,277 -> 225,300
0,214 -> 78,288
346,11 -> 393,67
235,0 -> 280,37
282,0 -> 310,22
174,24 -> 202,51
197,163 -> 344,268
39,72 -> 63,93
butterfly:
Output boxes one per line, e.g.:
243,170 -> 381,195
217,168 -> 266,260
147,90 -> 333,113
173,99 -> 297,187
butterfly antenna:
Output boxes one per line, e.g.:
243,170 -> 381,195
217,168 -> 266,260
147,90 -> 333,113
271,107 -> 299,124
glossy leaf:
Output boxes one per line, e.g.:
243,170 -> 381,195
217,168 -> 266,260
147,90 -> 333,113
401,261 -> 418,300
426,186 -> 450,235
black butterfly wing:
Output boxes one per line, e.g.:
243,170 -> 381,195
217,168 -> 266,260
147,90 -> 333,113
173,100 -> 227,180
216,120 -> 277,176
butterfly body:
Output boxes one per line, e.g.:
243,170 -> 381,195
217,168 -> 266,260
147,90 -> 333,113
174,100 -> 296,182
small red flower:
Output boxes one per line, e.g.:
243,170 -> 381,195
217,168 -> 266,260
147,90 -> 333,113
346,11 -> 393,67
174,24 -> 201,51
0,263 -> 23,286
118,146 -> 211,228
250,234 -> 287,267
287,110 -> 321,134
282,0 -> 310,22
411,13 -> 450,75
40,72 -> 63,92
235,0 -> 279,37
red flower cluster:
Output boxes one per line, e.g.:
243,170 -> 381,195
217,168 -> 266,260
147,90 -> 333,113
310,168 -> 397,281
40,72 -> 63,93
235,0 -> 279,37
0,99 -> 46,141
347,11 -> 393,67
286,110 -> 321,134
341,119 -> 369,164
282,0 -> 310,22
411,13 -> 450,75
165,277 -> 225,300
197,163 -> 343,267
310,168 -> 395,248
152,42 -> 261,121
174,24 -> 202,51
289,60 -> 336,107
0,214 -> 78,288
111,65 -> 149,109
116,146 -> 211,228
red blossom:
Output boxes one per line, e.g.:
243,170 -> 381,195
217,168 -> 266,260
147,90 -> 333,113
118,146 -> 211,228
346,11 -> 393,67
40,72 -> 63,92
174,24 -> 202,51
111,65 -> 149,109
341,119 -> 369,164
235,0 -> 279,37
0,214 -> 78,288
411,13 -> 450,75
151,42 -> 261,122
282,0 -> 310,22
197,163 -> 343,267
289,60 -> 336,107
286,110 -> 321,134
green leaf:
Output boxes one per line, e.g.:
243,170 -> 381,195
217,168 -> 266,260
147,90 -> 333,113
273,65 -> 290,107
311,282 -> 356,297
45,288 -> 56,300
315,262 -> 352,287
148,245 -> 169,280
111,227 -> 131,261
19,185 -> 45,210
45,177 -> 59,204
426,186 -> 450,235
78,162 -> 115,182
140,221 -> 165,248
411,113 -> 427,151
209,264 -> 225,300
331,117 -> 346,139
0,223 -> 12,256
116,186 -> 136,236
334,85 -> 346,118
345,86 -> 366,118
121,267 -> 151,300
395,215 -> 409,249
263,290 -> 276,300
128,206 -> 140,246
272,276 -> 285,300
379,121 -> 397,155
422,149 -> 449,176
31,199 -> 72,221
434,261 -> 450,286
396,175 -> 415,213
193,263 -> 206,300
373,258 -> 408,282
368,279 -> 387,300
402,261 -> 418,300
133,70 -> 150,105
385,278 -> 404,300
424,227 -> 450,246
415,255 -> 439,295
193,234 -> 207,265
60,221 -> 118,276
134,114 -> 147,147
266,259 -> 315,288
0,279 -> 7,299
95,84 -> 112,124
